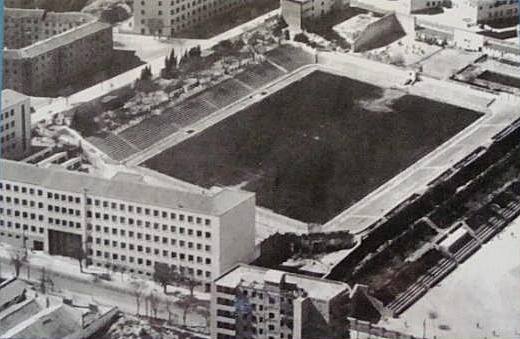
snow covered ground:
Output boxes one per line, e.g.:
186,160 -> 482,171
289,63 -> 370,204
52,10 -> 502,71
382,217 -> 520,339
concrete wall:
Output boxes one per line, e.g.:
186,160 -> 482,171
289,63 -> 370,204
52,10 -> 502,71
281,0 -> 304,30
216,195 -> 256,279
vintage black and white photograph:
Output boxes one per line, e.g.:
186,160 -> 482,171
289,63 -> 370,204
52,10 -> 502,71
0,0 -> 519,338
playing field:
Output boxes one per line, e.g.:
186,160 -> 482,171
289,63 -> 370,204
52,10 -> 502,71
145,71 -> 482,223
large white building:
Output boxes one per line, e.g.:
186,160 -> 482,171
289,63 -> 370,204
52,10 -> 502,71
0,159 -> 256,291
454,0 -> 519,24
211,264 -> 351,339
134,0 -> 251,36
1,90 -> 31,160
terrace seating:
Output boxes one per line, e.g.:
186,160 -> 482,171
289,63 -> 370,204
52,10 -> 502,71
119,115 -> 180,151
196,79 -> 251,108
167,98 -> 218,127
87,132 -> 137,161
265,45 -> 314,72
235,62 -> 285,89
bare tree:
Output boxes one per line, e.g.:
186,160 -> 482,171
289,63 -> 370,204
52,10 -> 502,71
165,298 -> 174,323
9,249 -> 25,278
148,292 -> 160,319
130,280 -> 146,316
74,247 -> 87,273
175,294 -> 197,326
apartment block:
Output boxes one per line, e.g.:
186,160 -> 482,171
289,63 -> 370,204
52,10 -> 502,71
3,8 -> 113,96
0,90 -> 31,160
134,0 -> 252,36
0,159 -> 256,290
211,264 -> 351,339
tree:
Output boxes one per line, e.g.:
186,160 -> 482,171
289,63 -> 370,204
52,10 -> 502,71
213,39 -> 234,57
148,292 -> 160,319
131,280 -> 146,316
294,33 -> 310,44
182,275 -> 201,298
188,45 -> 202,58
153,262 -> 173,293
146,18 -> 165,37
162,49 -> 179,79
69,108 -> 98,137
175,294 -> 198,326
140,65 -> 153,81
165,298 -> 174,323
74,247 -> 87,273
9,249 -> 25,278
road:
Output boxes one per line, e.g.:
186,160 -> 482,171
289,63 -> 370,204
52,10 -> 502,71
0,256 -> 207,328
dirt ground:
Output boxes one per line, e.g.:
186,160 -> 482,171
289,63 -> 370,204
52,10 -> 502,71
383,217 -> 520,339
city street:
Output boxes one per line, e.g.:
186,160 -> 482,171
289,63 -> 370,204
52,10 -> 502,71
0,249 -> 208,329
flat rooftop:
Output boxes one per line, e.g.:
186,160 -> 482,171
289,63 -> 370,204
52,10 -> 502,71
0,159 -> 253,216
1,89 -> 28,108
216,264 -> 351,301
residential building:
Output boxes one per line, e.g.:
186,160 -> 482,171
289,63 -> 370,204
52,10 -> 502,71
211,264 -> 351,339
405,0 -> 444,13
281,0 -> 344,30
134,0 -> 252,36
3,8 -> 113,96
0,159 -> 256,290
454,0 -> 520,24
0,89 -> 31,160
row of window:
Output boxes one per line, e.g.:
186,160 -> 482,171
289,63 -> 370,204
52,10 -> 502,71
94,245 -> 212,264
0,220 -> 45,234
93,255 -> 212,278
93,223 -> 211,239
94,234 -> 211,250
0,208 -> 44,221
1,132 -> 16,143
86,198 -> 212,226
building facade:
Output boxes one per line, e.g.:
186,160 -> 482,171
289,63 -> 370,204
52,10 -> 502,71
1,90 -> 31,160
281,0 -> 344,30
134,0 -> 252,36
0,160 -> 256,290
3,9 -> 113,96
454,0 -> 520,24
211,264 -> 351,339
406,0 -> 444,13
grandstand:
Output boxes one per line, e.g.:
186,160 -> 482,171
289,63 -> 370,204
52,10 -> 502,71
88,45 -> 315,162
265,45 -> 315,71
119,115 -> 181,150
235,62 -> 286,88
87,132 -> 137,161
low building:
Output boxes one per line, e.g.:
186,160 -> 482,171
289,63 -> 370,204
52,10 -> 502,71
3,8 -> 113,96
281,0 -> 345,30
0,278 -> 118,339
0,159 -> 256,291
453,0 -> 520,24
211,264 -> 351,339
1,89 -> 31,160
